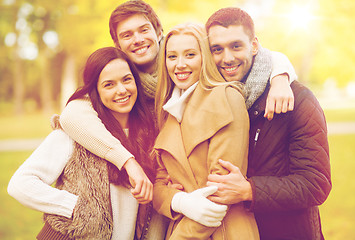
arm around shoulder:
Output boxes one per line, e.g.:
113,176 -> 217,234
60,98 -> 134,169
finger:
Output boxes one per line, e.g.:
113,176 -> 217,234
131,180 -> 143,195
207,174 -> 224,183
198,185 -> 218,197
274,99 -> 282,114
218,159 -> 240,173
266,112 -> 274,121
169,183 -> 184,190
208,195 -> 226,205
201,219 -> 222,227
281,100 -> 288,113
288,96 -> 294,111
205,203 -> 228,216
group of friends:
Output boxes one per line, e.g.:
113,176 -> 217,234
8,0 -> 331,239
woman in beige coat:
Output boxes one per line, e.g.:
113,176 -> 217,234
153,23 -> 259,239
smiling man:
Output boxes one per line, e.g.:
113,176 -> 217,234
205,7 -> 331,240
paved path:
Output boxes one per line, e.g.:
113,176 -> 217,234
1,122 -> 355,152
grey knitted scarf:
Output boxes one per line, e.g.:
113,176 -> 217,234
139,70 -> 157,100
244,47 -> 273,109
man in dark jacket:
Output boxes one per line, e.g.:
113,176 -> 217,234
205,7 -> 331,240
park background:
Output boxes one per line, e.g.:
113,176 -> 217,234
1,0 -> 355,239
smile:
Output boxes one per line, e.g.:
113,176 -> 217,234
114,96 -> 129,103
134,46 -> 149,55
175,72 -> 191,80
222,65 -> 240,75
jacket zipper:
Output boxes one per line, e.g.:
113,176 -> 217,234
254,128 -> 260,148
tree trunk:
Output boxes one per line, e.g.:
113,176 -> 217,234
60,53 -> 77,110
13,56 -> 25,116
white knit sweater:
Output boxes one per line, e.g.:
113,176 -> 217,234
7,130 -> 139,240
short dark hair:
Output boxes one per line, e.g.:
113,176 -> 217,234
109,0 -> 163,48
206,7 -> 255,40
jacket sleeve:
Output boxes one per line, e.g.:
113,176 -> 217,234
7,130 -> 78,218
270,51 -> 298,83
249,86 -> 331,212
152,152 -> 180,220
59,97 -> 134,170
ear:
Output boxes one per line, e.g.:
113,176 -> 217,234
251,36 -> 259,56
157,30 -> 163,43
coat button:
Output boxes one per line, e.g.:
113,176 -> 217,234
254,110 -> 259,116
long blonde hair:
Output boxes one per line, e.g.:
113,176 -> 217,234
155,22 -> 243,129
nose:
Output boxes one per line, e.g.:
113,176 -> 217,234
177,56 -> 186,69
133,32 -> 144,45
116,83 -> 127,95
222,49 -> 235,65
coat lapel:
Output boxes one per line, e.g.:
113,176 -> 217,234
154,114 -> 197,185
181,84 -> 234,157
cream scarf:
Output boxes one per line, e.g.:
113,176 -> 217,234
163,82 -> 199,123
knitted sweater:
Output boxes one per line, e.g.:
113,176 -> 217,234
8,129 -> 139,239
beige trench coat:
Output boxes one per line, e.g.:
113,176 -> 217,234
153,84 -> 259,240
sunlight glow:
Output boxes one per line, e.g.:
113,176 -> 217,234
287,4 -> 315,31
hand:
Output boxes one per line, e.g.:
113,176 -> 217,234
167,175 -> 184,190
123,157 -> 153,204
264,74 -> 294,120
171,186 -> 227,227
207,159 -> 252,205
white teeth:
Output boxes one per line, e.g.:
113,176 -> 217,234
177,73 -> 189,79
224,66 -> 237,72
135,47 -> 148,54
115,96 -> 129,103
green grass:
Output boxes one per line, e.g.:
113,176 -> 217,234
320,134 -> 355,240
0,113 -> 53,140
324,108 -> 355,122
0,151 -> 43,240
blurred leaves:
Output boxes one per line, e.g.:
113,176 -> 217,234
0,0 -> 354,115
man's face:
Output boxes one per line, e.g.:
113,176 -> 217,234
115,14 -> 162,73
208,25 -> 258,82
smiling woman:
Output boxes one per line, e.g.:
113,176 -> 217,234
97,58 -> 138,129
7,47 -> 158,239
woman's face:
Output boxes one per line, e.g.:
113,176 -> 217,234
97,58 -> 137,125
165,34 -> 202,90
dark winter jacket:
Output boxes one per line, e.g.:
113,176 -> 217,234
247,81 -> 331,240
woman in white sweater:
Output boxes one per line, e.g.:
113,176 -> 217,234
8,47 -> 159,240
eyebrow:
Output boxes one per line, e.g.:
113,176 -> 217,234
118,24 -> 152,38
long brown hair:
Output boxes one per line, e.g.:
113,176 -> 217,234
68,47 -> 156,185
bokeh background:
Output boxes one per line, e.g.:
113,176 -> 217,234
1,0 -> 355,239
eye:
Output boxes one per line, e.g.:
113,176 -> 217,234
141,27 -> 150,33
211,47 -> 222,54
167,54 -> 177,60
232,44 -> 241,50
123,76 -> 134,83
186,52 -> 196,58
120,32 -> 132,39
103,82 -> 114,88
